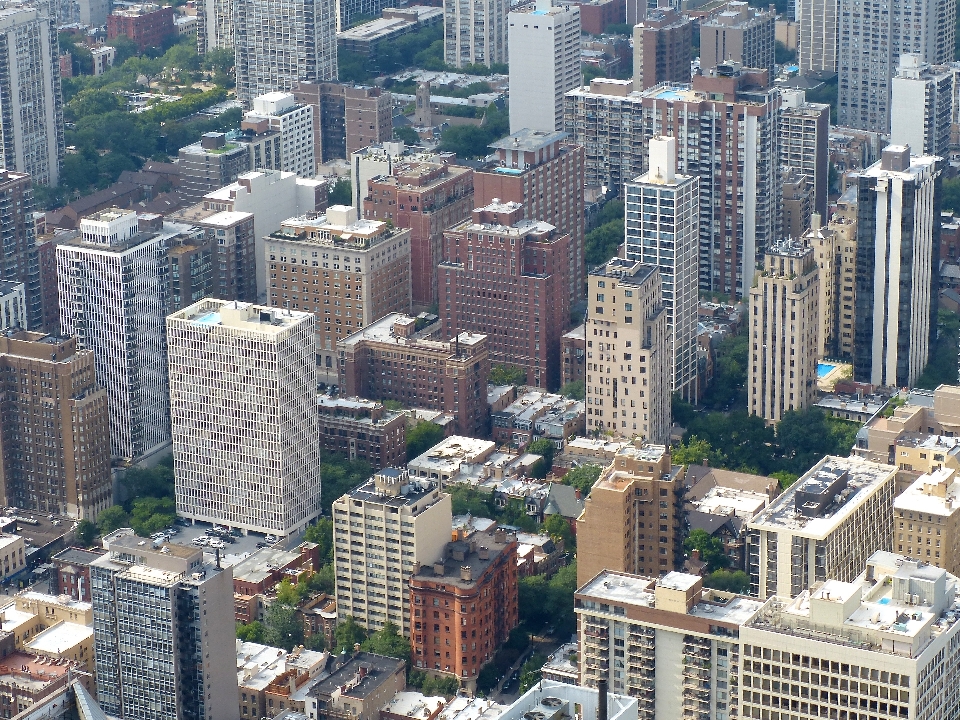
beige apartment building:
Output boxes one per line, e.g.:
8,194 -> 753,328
585,258 -> 670,443
576,443 -> 683,587
805,201 -> 857,360
266,204 -> 411,379
893,467 -> 960,575
748,237 -> 820,424
893,433 -> 960,474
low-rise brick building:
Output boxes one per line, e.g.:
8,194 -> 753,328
51,547 -> 104,602
317,395 -> 406,470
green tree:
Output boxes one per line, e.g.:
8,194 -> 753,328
770,470 -> 798,489
362,621 -> 411,665
671,437 -> 728,468
236,621 -> 266,643
394,126 -> 420,145
306,633 -> 328,651
202,47 -> 234,73
583,64 -> 605,85
527,438 -> 556,479
543,514 -> 573,548
449,485 -> 495,517
558,379 -> 584,400
120,456 -> 174,508
74,519 -> 97,546
703,569 -> 750,593
915,310 -> 960,389
407,421 -> 445,461
309,564 -> 335,595
518,653 -> 548,693
329,179 -> 352,205
775,40 -> 797,64
97,506 -> 129,535
701,331 -> 749,411
683,529 -> 728,572
275,578 -> 300,606
334,616 -> 368,652
264,602 -> 303,650
560,465 -> 602,496
499,498 -> 539,532
107,35 -> 140,64
489,364 -> 527,386
776,408 -> 859,475
584,219 -> 623,267
319,453 -> 372,515
303,518 -> 333,565
129,496 -> 176,537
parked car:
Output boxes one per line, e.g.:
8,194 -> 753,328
256,542 -> 268,549
265,534 -> 278,544
192,536 -> 208,546
208,539 -> 225,550
230,528 -> 242,537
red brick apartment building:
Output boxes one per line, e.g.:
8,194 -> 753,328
439,201 -> 570,389
107,4 -> 175,51
410,529 -> 518,689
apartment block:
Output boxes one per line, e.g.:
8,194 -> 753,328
741,552 -> 960,720
797,0 -> 838,74
0,172 -> 40,330
243,93 -> 316,178
292,82 -> 347,165
0,5 -> 64,187
178,133 -> 252,202
632,8 -> 692,92
234,0 -> 338,103
266,205 -> 411,378
91,530 -> 238,720
781,169 -> 814,242
746,455 -> 897,599
576,443 -> 682,586
440,201 -> 571,390
196,0 -> 233,53
352,142 -> 447,212
855,384 -> 960,464
345,86 -> 394,158
167,300 -> 321,537
854,146 -> 942,387
304,653 -> 407,720
838,0 -> 955,133
0,281 -> 25,331
317,394 -> 407,469
332,469 -> 452,634
410,528 -> 518,687
363,160 -> 474,308
748,238 -> 820,424
699,2 -> 775,80
56,209 -> 177,460
443,0 -> 508,68
576,570 -> 761,717
805,200 -> 858,360
560,324 -> 585,387
893,467 -> 960,575
474,129 -> 585,304
338,313 -> 490,438
236,641 -> 329,719
508,2 -> 581,134
624,137 -> 699,401
780,89 -> 830,220
891,54 -> 954,158
584,259 -> 669,442
107,3 -> 174,49
0,330 -> 111,520
52,546 -> 104,602
892,432 -> 960,475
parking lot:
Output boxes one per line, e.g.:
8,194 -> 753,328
162,521 -> 284,565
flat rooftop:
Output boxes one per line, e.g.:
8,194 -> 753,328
339,312 -> 485,351
489,128 -> 568,153
409,436 -> 496,475
231,547 -> 301,585
25,622 -> 93,654
381,692 -> 446,720
691,485 -> 770,518
171,299 -> 311,334
894,468 -> 960,516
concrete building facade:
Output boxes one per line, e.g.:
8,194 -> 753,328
244,93 -> 317,178
178,133 -> 252,202
890,54 -> 954,159
0,172 -> 40,330
632,8 -> 692,92
699,2 -> 775,80
443,0 -> 508,68
797,0 -> 838,74
780,89 -> 830,220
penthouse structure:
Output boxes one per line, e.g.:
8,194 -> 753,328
363,161 -> 474,308
748,238 -> 821,424
632,8 -> 693,92
267,205 -> 411,379
317,394 -> 407,469
585,259 -> 670,443
699,1 -> 775,79
746,455 -> 898,599
91,530 -> 238,720
576,570 -> 762,716
576,443 -> 683,586
56,209 -> 177,460
332,469 -> 452,634
854,146 -> 942,388
167,300 -> 321,538
473,130 -> 585,303
742,552 -> 960,720
338,313 -> 490,438
440,201 -> 570,390
410,528 -> 518,687
0,330 -> 111,520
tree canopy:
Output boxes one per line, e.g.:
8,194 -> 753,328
407,421 -> 445,461
683,529 -> 728,572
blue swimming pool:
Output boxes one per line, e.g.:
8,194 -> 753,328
817,362 -> 838,378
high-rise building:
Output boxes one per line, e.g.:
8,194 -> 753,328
891,54 -> 954,158
0,281 -> 25,330
576,570 -> 760,713
780,168 -> 814,241
804,207 -> 858,360
797,0 -> 838,74
196,0 -> 233,53
0,330 -> 111,520
584,258 -> 670,442
362,160 -> 474,309
243,93 -> 316,178
894,467 -> 960,575
576,443 -> 682,586
742,552 -> 960,720
854,146 -> 942,388
624,136 -> 699,401
167,299 -> 321,537
443,0 -> 508,68
0,171 -> 40,330
266,205 -> 411,381
56,209 -> 175,460
508,1 -> 582,134
439,201 -> 571,390
234,0 -> 337,104
0,4 -> 64,187
332,468 -> 452,635
91,529 -> 238,720
473,130 -> 585,303
747,238 -> 820,424
838,0 -> 955,133
745,455 -> 897,599
410,528 -> 518,687
780,89 -> 830,219
700,2 -> 775,80
632,7 -> 693,92
338,313 -> 490,438
55,0 -> 109,27
344,86 -> 393,158
178,133 -> 252,202
292,82 -> 347,165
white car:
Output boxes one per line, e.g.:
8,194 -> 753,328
208,539 -> 225,550
265,534 -> 278,544
192,536 -> 208,546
